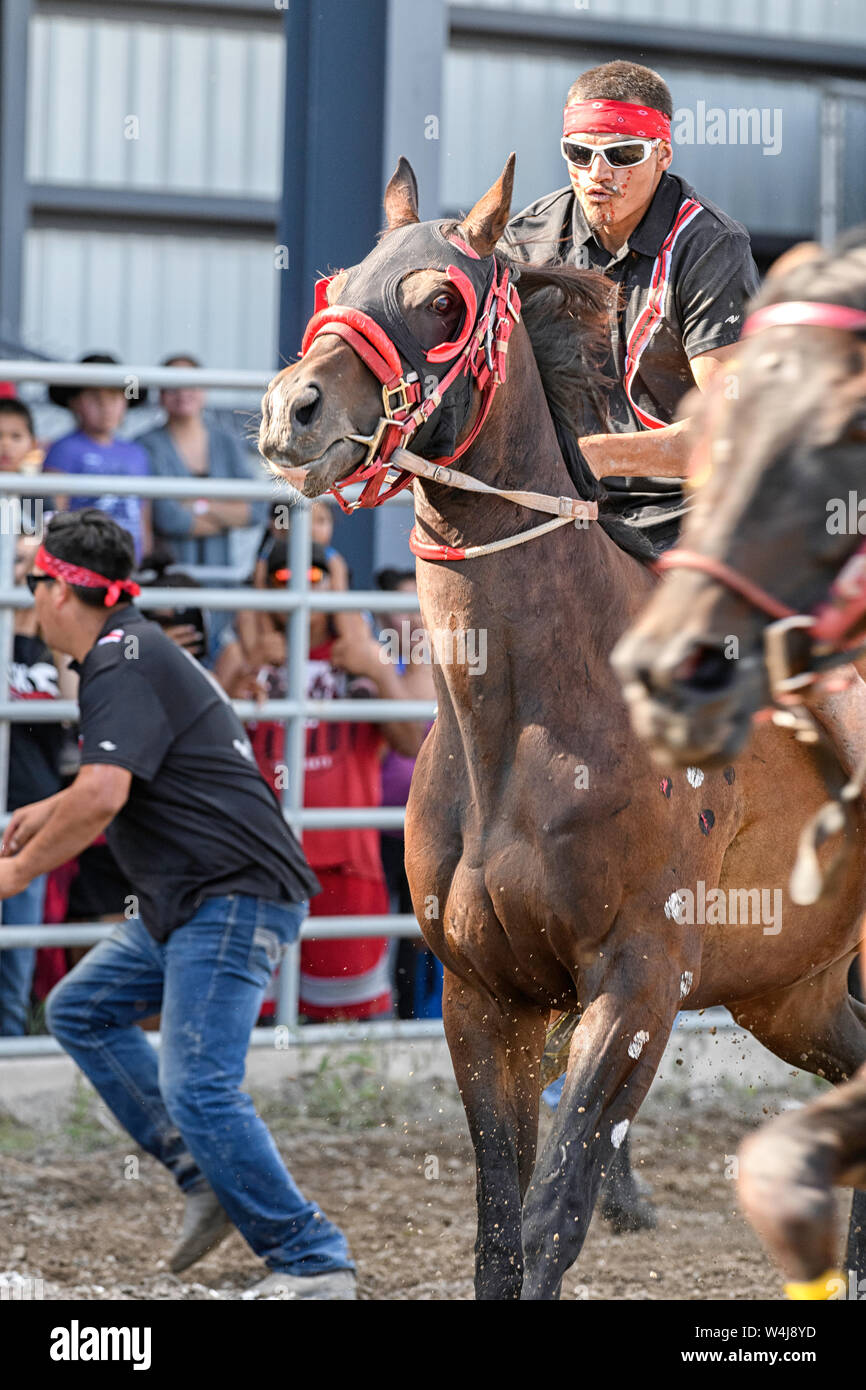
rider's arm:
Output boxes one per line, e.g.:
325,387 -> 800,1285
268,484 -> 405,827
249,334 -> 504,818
578,343 -> 740,479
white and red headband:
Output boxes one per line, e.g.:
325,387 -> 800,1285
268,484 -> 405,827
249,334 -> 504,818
35,544 -> 141,607
563,99 -> 671,142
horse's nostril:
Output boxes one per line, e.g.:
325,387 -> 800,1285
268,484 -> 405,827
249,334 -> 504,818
672,645 -> 734,695
291,385 -> 322,430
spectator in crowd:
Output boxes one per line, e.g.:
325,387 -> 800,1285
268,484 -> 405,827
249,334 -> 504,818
136,550 -> 208,661
0,397 -> 47,537
310,499 -> 349,592
0,534 -> 63,1035
216,540 -> 426,1021
0,396 -> 44,473
137,355 -> 268,655
43,353 -> 151,562
374,568 -> 439,1019
230,507 -> 352,673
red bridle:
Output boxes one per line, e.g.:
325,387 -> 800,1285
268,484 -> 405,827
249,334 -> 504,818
655,299 -> 866,654
299,246 -> 521,513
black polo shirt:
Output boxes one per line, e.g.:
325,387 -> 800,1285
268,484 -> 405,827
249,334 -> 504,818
71,605 -> 320,941
500,171 -> 760,534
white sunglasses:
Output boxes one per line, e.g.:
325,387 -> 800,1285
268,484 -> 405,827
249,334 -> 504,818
561,136 -> 660,169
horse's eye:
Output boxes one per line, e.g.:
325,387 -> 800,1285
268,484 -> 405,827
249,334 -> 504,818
431,293 -> 454,314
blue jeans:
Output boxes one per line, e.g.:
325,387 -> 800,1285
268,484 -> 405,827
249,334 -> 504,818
0,874 -> 46,1036
45,893 -> 354,1276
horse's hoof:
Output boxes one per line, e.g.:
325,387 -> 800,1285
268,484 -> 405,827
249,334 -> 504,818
599,1189 -> 658,1234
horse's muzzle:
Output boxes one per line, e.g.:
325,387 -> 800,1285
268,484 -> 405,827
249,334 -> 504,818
611,628 -> 760,765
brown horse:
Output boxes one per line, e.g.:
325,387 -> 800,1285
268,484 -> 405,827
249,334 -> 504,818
611,227 -> 866,1297
258,159 -> 866,1300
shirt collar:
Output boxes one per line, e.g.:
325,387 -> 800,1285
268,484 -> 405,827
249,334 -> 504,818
69,602 -> 140,674
571,171 -> 684,261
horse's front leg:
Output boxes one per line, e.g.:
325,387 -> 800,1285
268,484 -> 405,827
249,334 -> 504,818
442,968 -> 547,1300
521,927 -> 692,1300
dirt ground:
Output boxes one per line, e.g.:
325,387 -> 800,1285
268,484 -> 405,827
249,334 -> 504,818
0,1055 -> 850,1302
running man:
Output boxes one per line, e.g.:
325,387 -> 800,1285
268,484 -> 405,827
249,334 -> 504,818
0,509 -> 355,1299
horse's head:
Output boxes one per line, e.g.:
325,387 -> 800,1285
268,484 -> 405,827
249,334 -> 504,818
258,155 -> 516,502
612,230 -> 866,764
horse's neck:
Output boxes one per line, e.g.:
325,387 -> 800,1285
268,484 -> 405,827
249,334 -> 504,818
413,324 -> 570,556
413,324 -> 642,729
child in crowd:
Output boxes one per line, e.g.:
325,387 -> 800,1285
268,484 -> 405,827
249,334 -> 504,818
0,396 -> 46,535
43,353 -> 151,562
310,499 -> 349,592
230,500 -> 350,670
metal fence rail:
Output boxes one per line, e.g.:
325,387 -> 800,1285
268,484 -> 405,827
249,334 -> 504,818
0,362 -> 435,1054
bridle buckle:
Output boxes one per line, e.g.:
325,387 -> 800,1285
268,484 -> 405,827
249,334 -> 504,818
347,416 -> 392,470
764,614 -> 816,701
382,376 -> 416,418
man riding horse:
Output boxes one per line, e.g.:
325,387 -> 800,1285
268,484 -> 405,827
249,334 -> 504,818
500,59 -> 866,1232
501,59 -> 866,776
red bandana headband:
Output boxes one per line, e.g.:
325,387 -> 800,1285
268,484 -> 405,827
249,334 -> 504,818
35,545 -> 141,607
563,99 -> 671,142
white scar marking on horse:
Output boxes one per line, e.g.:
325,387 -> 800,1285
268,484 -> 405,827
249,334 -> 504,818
680,970 -> 694,998
628,1030 -> 649,1059
686,766 -> 705,788
664,891 -> 686,922
611,1119 -> 629,1149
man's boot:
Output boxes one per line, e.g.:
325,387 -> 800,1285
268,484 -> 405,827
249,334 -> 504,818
169,1183 -> 233,1274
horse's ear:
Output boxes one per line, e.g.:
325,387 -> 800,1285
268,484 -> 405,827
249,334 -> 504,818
383,157 -> 420,232
457,153 -> 516,258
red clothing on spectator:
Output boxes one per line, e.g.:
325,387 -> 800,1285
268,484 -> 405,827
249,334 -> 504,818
300,873 -> 391,1020
249,638 -> 390,1020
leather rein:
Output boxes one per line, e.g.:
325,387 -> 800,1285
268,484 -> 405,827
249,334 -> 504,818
655,300 -> 866,688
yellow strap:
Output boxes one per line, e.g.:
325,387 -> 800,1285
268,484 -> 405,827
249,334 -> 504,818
785,1269 -> 844,1300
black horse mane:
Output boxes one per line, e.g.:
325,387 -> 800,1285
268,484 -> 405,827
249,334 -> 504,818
496,254 -> 657,563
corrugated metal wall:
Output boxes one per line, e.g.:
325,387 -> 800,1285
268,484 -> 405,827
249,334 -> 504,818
450,0 -> 866,42
22,13 -> 284,371
27,15 -> 283,196
22,228 -> 277,371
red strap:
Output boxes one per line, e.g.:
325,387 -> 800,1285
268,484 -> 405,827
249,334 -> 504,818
743,301 -> 866,338
811,540 -> 866,646
653,549 -> 796,622
302,307 -> 404,380
426,266 -> 478,364
409,525 -> 466,562
448,234 -> 480,260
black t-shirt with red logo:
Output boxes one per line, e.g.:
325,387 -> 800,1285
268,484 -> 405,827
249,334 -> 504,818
70,605 -> 320,941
